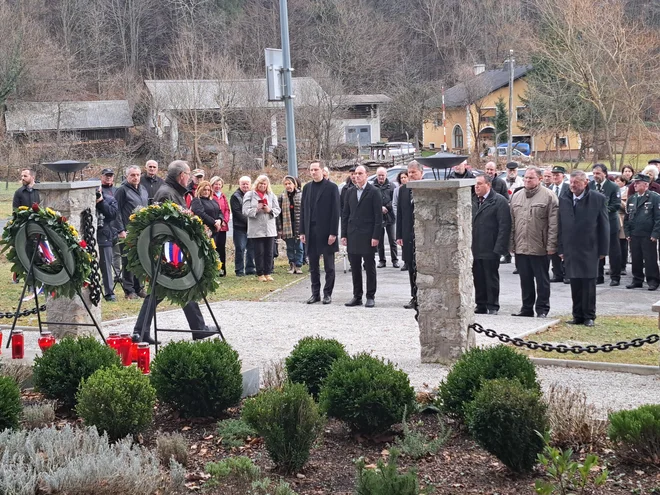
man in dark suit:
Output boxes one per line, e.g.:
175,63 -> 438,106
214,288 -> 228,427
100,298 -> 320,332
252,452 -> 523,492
548,165 -> 569,284
472,175 -> 512,315
341,165 -> 382,308
396,161 -> 424,309
589,163 -> 622,286
300,161 -> 341,305
558,169 -> 609,327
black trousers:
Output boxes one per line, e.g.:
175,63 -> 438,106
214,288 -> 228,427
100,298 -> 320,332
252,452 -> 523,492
99,243 -> 115,297
348,253 -> 377,299
308,251 -> 336,297
378,223 -> 398,264
630,236 -> 660,285
253,237 -> 275,276
213,231 -> 227,274
550,253 -> 564,280
570,278 -> 597,321
620,238 -> 628,269
120,243 -> 142,295
515,254 -> 551,315
473,258 -> 501,311
134,295 -> 207,339
598,225 -> 621,281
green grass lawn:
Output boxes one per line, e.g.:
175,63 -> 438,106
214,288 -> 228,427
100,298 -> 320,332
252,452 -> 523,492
516,315 -> 660,366
0,182 -> 19,220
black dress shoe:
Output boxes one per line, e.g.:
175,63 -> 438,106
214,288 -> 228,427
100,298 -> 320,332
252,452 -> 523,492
564,278 -> 571,284
307,295 -> 321,304
512,268 -> 519,274
511,311 -> 534,317
345,297 -> 363,307
537,313 -> 548,318
403,298 -> 415,309
487,309 -> 498,315
392,262 -> 400,268
400,264 -> 407,271
365,298 -> 375,308
566,318 -> 584,325
550,277 -> 563,283
649,284 -> 659,291
584,319 -> 595,327
142,335 -> 162,345
626,283 -> 643,289
474,307 -> 488,314
377,261 -> 386,268
609,280 -> 620,286
322,295 -> 332,305
596,278 -> 605,285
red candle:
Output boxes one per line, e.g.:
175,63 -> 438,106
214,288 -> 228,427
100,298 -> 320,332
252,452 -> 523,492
130,342 -> 138,363
12,330 -> 24,359
118,332 -> 133,366
137,343 -> 150,374
0,330 -> 3,354
107,331 -> 120,355
38,331 -> 56,352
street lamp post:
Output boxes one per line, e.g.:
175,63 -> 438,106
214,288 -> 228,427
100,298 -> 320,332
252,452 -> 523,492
507,49 -> 514,164
279,0 -> 298,178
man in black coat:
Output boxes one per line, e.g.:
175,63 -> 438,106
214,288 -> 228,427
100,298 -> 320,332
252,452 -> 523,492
96,170 -> 119,302
484,162 -> 509,199
558,170 -> 609,327
396,161 -> 424,309
140,160 -> 165,204
472,175 -> 512,315
373,167 -> 399,268
300,161 -> 340,305
230,176 -> 256,276
589,163 -> 622,286
548,165 -> 570,283
133,160 -> 217,344
341,165 -> 382,308
13,169 -> 40,208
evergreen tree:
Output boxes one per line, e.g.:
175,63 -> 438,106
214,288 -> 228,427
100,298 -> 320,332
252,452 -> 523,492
494,96 -> 508,144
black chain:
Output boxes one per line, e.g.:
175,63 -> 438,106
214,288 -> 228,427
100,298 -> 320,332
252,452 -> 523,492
469,322 -> 660,354
81,209 -> 102,306
0,305 -> 47,319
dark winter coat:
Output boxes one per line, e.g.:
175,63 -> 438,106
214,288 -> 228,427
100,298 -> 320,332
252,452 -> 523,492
624,191 -> 660,239
471,192 -> 512,259
96,188 -> 119,248
372,178 -> 396,225
300,178 -> 340,256
395,184 -> 414,264
558,188 -> 609,279
154,177 -> 191,207
191,196 -> 225,230
588,179 -> 621,236
140,174 -> 165,204
13,185 -> 40,209
341,182 -> 383,256
114,182 -> 148,232
230,189 -> 249,232
491,177 -> 510,199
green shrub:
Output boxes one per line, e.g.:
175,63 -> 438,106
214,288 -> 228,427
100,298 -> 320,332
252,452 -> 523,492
76,366 -> 156,441
319,353 -> 416,435
205,457 -> 298,494
355,448 -> 421,495
242,382 -> 324,473
438,345 -> 540,420
390,407 -> 451,460
150,339 -> 242,418
0,375 -> 21,431
22,402 -> 56,429
608,405 -> 660,465
285,336 -> 348,398
466,378 -> 547,473
33,336 -> 121,409
217,418 -> 257,448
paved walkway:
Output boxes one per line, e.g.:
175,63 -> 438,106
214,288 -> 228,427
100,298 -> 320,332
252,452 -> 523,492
3,254 -> 659,413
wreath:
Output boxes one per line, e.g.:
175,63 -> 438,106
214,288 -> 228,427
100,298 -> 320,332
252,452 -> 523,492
0,203 -> 92,299
124,201 -> 221,306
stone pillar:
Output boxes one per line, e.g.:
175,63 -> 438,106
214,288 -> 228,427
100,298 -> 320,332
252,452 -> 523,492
38,181 -> 102,338
407,179 -> 476,364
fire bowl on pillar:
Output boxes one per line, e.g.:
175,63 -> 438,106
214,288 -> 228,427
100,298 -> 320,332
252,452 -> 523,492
415,152 -> 469,180
42,160 -> 90,182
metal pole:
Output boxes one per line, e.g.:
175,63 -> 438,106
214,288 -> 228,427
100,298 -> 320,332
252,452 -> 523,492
507,49 -> 514,163
442,86 -> 447,150
279,0 -> 298,178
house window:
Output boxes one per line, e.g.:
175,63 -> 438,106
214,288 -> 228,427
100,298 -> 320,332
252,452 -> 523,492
516,106 -> 528,121
558,137 -> 568,147
453,125 -> 464,149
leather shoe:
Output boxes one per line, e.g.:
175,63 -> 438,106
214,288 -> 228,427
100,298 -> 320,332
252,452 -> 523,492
403,298 -> 415,309
474,307 -> 488,314
392,262 -> 400,268
626,283 -> 643,289
550,277 -> 563,283
307,295 -> 321,304
511,311 -> 534,317
400,264 -> 407,271
487,309 -> 498,315
512,268 -> 519,274
566,318 -> 584,325
563,278 -> 571,284
609,280 -> 620,286
584,319 -> 595,327
537,313 -> 548,318
649,284 -> 659,291
345,297 -> 363,307
377,261 -> 386,268
322,295 -> 332,305
142,335 -> 162,345
596,278 -> 605,285
365,298 -> 375,308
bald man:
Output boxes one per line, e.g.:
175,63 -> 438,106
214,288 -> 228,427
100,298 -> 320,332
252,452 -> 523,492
373,167 -> 399,268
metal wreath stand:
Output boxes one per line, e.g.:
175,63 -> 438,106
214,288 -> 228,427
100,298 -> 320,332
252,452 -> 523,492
135,221 -> 224,352
6,219 -> 105,348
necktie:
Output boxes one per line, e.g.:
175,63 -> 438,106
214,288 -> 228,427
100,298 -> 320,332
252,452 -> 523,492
554,185 -> 559,196
597,183 -> 602,192
479,197 -> 484,206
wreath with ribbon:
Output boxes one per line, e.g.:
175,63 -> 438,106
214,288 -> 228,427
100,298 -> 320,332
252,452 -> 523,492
124,201 -> 222,306
0,204 -> 92,298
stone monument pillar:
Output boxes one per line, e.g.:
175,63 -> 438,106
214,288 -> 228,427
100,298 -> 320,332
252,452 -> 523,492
407,179 -> 476,364
39,181 -> 102,338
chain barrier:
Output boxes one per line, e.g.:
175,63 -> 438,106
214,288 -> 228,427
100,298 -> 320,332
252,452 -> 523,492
469,322 -> 660,354
0,305 -> 47,319
81,208 -> 102,306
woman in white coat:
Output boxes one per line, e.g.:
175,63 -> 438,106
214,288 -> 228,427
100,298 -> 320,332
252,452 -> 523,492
242,175 -> 281,281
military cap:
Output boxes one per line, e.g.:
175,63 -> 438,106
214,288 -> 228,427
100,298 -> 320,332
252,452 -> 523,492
634,173 -> 651,183
505,161 -> 519,170
551,165 -> 566,174
192,168 -> 205,178
648,158 -> 660,165
101,168 -> 114,176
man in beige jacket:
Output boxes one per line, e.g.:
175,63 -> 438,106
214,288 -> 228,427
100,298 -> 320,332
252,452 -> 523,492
510,166 -> 559,318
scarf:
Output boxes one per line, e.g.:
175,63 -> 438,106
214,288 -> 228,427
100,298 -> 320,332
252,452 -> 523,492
278,189 -> 301,239
256,189 -> 268,206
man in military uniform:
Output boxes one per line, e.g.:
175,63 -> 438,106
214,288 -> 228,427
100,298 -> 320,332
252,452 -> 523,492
624,174 -> 660,290
548,165 -> 569,283
589,163 -> 622,286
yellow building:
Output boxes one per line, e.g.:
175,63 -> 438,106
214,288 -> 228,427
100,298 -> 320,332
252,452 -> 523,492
423,65 -> 581,159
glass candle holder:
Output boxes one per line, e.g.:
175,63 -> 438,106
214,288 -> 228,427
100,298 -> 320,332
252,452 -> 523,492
137,343 -> 150,374
107,331 -> 120,355
118,332 -> 132,366
38,331 -> 56,353
12,330 -> 24,359
130,342 -> 138,363
0,330 -> 3,354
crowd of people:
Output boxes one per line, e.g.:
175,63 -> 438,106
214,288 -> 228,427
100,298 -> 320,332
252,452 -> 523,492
12,156 -> 660,342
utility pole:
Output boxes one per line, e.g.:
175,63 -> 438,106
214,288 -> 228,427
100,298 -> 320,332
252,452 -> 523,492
279,0 -> 298,177
507,49 -> 514,164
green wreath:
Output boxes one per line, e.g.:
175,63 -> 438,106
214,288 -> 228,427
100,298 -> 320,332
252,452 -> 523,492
124,201 -> 221,306
0,204 -> 92,298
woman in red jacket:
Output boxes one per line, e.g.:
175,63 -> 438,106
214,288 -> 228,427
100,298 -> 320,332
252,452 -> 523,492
210,176 -> 230,277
